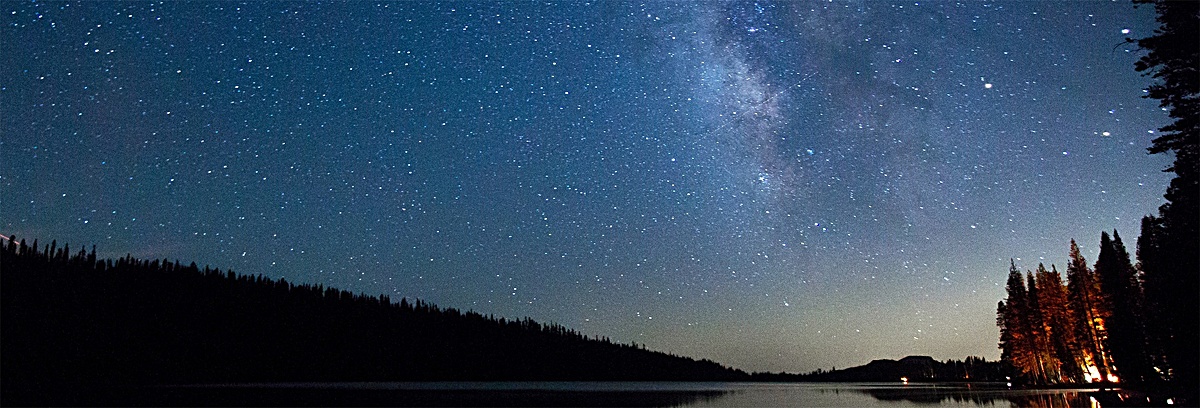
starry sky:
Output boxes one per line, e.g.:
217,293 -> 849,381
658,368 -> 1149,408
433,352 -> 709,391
2,1 -> 1172,374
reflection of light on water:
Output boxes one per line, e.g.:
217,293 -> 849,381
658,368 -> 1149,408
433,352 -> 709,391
671,383 -> 1102,407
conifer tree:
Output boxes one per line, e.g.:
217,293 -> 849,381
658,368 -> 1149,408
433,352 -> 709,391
998,260 -> 1039,382
1095,231 -> 1151,383
1136,215 -> 1171,378
1026,271 -> 1058,383
1132,0 -> 1199,387
998,299 -> 1014,366
1036,264 -> 1085,383
1065,239 -> 1112,382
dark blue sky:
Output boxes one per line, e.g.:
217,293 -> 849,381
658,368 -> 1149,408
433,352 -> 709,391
2,1 -> 1171,373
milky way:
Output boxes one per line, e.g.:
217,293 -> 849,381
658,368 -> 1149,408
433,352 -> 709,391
1,1 -> 1171,372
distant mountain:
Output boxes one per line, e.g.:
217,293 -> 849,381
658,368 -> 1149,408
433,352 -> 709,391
0,237 -> 748,405
797,355 -> 1006,382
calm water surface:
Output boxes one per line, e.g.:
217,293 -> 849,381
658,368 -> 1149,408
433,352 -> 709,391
663,382 -> 1099,407
181,381 -> 1102,407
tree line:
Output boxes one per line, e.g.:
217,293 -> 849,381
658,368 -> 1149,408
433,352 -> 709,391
0,236 -> 748,404
796,355 -> 1005,383
996,214 -> 1194,391
997,233 -> 1147,385
1128,0 -> 1198,394
996,0 -> 1196,396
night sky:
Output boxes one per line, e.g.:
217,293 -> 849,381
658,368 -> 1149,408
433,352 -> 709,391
2,1 -> 1172,374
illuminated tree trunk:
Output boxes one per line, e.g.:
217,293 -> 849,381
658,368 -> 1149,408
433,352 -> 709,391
1036,264 -> 1085,383
1066,240 -> 1113,382
998,260 -> 1042,383
1026,271 -> 1058,383
1096,230 -> 1151,383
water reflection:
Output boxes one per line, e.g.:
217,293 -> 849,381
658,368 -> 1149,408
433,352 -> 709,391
140,382 -> 1105,407
676,383 -> 1103,408
144,382 -> 736,407
854,384 -> 1096,407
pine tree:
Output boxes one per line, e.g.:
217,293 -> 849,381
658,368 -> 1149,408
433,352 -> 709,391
998,300 -> 1014,366
1036,264 -> 1085,383
1136,215 -> 1171,379
1095,231 -> 1151,383
1026,271 -> 1059,383
1065,239 -> 1112,382
998,260 -> 1040,383
1132,0 -> 1199,387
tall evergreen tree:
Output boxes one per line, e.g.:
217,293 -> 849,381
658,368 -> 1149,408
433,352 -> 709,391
1136,215 -> 1171,379
1095,231 -> 1151,383
997,300 -> 1014,369
1026,271 -> 1057,383
998,259 -> 1065,384
1132,0 -> 1199,388
1065,239 -> 1112,382
1036,264 -> 1085,383
998,260 -> 1038,382
1022,271 -> 1044,383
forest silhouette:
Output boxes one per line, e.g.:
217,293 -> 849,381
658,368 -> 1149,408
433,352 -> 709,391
796,356 -> 1004,383
0,237 -> 749,405
1,236 -> 1016,407
994,2 -> 1197,403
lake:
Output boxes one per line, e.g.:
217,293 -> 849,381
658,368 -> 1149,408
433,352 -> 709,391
142,381 -> 1106,407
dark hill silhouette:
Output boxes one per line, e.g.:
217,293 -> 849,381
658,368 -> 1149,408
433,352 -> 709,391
797,355 -> 1005,383
0,236 -> 747,405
